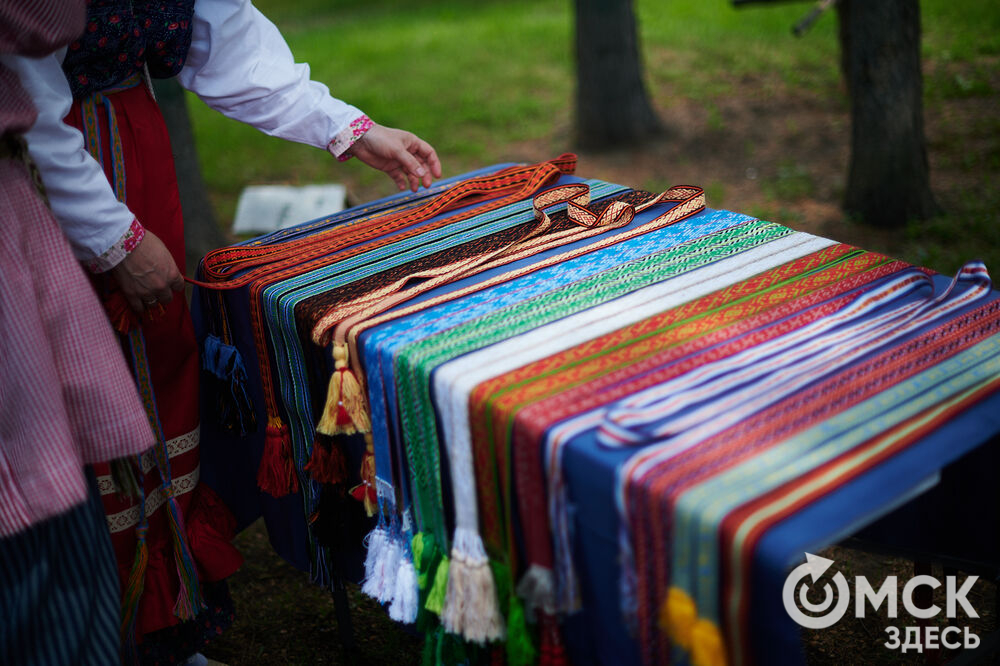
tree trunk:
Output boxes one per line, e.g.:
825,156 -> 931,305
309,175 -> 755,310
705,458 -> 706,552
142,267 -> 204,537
151,77 -> 230,275
837,0 -> 940,227
573,0 -> 662,150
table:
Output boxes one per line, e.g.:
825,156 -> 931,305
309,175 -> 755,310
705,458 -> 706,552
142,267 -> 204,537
193,157 -> 1000,665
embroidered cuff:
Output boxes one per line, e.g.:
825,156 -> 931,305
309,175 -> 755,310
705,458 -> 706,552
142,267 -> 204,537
327,114 -> 374,162
86,218 -> 145,273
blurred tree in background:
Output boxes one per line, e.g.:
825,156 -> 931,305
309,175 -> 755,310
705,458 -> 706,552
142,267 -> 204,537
836,0 -> 941,227
573,0 -> 662,149
152,77 -> 229,275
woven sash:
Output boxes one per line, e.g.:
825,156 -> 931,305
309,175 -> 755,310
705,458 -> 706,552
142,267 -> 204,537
395,214 -> 774,555
383,215 -> 796,650
361,202 -> 732,538
367,187 -> 706,642
631,306 -> 1000,665
457,246 -> 899,613
78,73 -> 206,646
196,155 -> 580,477
615,262 -> 996,666
436,229 -> 827,565
515,242 -> 889,609
722,313 -> 1000,666
263,180 -> 625,484
599,265 -> 982,447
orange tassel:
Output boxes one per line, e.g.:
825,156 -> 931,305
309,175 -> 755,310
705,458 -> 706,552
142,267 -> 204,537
257,416 -> 299,497
317,343 -> 371,436
103,292 -> 139,334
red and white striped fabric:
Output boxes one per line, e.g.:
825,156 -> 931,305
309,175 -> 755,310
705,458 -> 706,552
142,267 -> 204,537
0,156 -> 154,538
0,0 -> 85,136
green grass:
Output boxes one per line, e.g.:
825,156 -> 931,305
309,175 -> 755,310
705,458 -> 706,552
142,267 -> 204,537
186,0 -> 998,266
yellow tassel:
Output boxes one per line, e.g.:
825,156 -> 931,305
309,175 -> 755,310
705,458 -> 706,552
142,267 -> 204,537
317,343 -> 371,435
660,586 -> 698,650
316,367 -> 343,435
690,618 -> 727,666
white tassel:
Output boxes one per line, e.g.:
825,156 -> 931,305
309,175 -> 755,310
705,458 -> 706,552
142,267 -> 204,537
464,558 -> 505,643
377,538 -> 402,604
441,527 -> 504,643
516,563 -> 557,622
361,526 -> 388,599
389,556 -> 419,623
441,549 -> 470,636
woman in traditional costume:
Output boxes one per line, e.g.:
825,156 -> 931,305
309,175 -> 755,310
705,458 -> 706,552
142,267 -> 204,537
0,1 -> 157,664
8,0 -> 441,663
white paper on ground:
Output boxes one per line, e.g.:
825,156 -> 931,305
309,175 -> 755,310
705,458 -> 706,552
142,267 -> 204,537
231,184 -> 347,234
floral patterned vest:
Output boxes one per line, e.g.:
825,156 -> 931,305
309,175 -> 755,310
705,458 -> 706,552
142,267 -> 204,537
63,0 -> 196,98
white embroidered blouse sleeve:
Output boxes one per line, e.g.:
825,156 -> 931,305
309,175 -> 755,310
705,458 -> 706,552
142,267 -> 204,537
4,51 -> 142,272
178,0 -> 370,158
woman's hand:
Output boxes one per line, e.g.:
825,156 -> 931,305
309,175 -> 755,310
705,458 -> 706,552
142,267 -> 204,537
347,123 -> 442,192
110,230 -> 185,313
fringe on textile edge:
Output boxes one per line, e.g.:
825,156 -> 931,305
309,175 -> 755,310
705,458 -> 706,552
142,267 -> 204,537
349,434 -> 377,516
377,537 -> 403,604
691,617 -> 727,666
361,525 -> 389,598
257,416 -> 298,497
441,527 -> 504,643
201,334 -> 256,437
505,592 -> 537,666
425,554 -> 450,616
304,434 -> 346,485
317,343 -> 371,436
660,586 -> 727,666
660,586 -> 697,650
120,527 -> 149,650
164,495 -> 205,621
516,563 -> 558,622
389,555 -> 419,623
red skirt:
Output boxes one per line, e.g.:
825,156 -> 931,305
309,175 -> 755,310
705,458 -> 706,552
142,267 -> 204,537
65,80 -> 242,641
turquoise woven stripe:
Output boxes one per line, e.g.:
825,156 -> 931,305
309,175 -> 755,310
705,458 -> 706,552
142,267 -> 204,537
395,219 -> 794,543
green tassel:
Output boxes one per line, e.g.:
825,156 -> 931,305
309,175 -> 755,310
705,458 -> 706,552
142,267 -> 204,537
490,560 -> 513,614
505,593 -> 537,666
414,531 -> 436,591
412,532 -> 426,572
425,555 -> 450,615
416,534 -> 442,633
